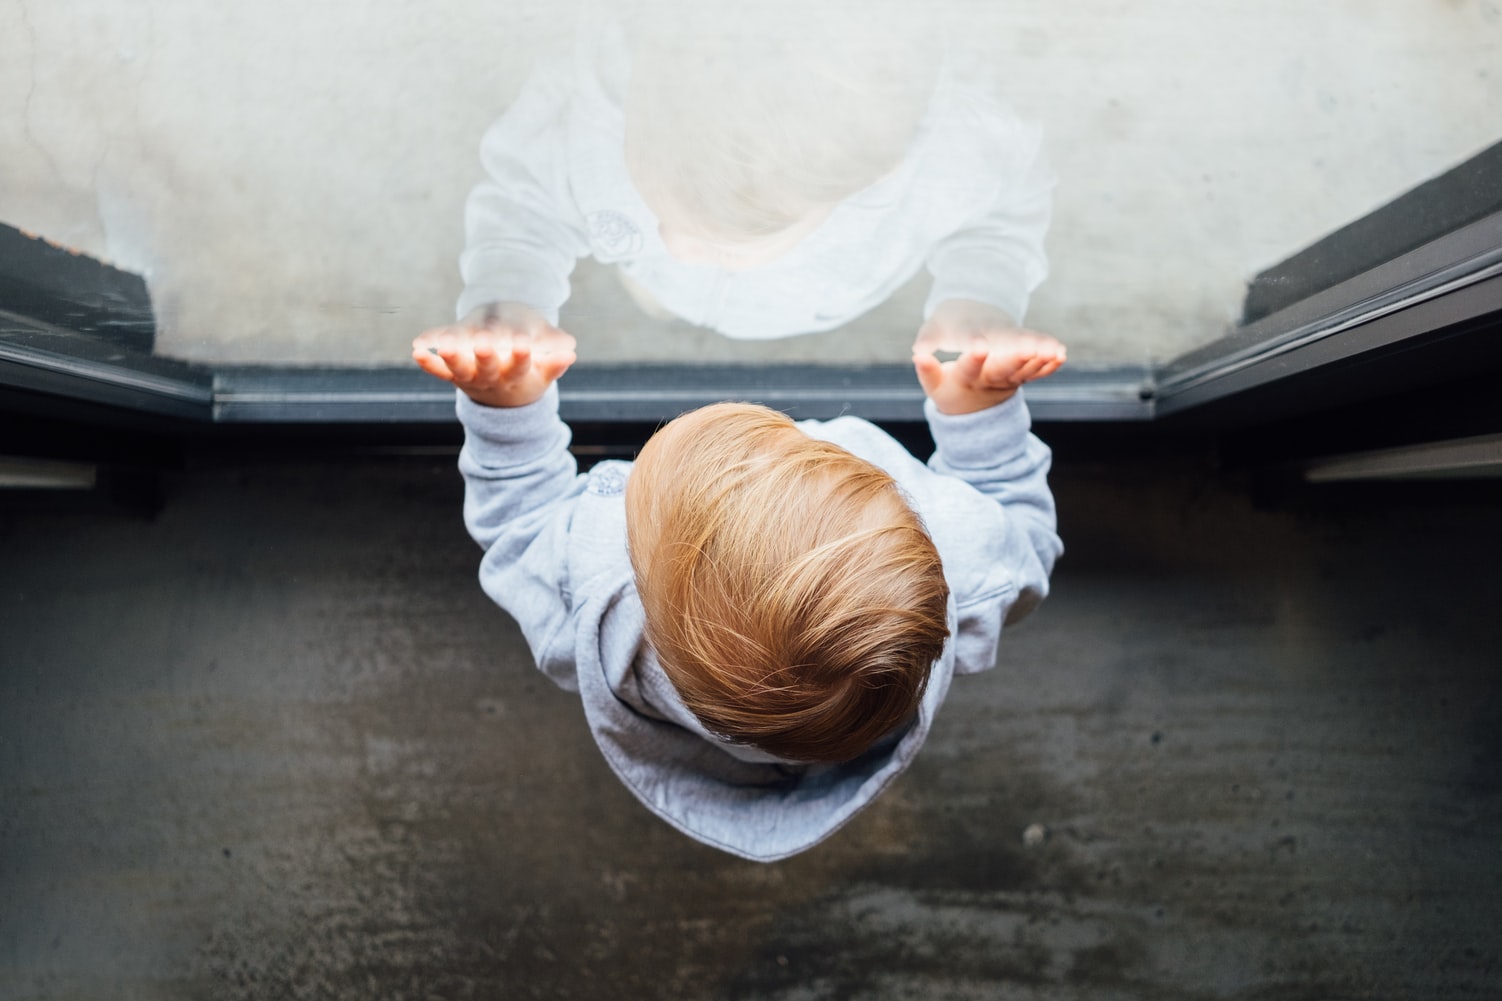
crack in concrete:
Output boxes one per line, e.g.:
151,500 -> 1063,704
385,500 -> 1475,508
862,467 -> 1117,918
15,0 -> 67,188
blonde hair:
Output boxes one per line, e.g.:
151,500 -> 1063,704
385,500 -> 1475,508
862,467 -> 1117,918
622,2 -> 941,239
626,403 -> 950,763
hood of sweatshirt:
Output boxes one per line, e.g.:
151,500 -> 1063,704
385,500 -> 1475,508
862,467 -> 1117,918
562,458 -> 957,863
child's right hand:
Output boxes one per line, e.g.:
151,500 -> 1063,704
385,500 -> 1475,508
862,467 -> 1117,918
912,323 -> 1066,416
412,302 -> 577,409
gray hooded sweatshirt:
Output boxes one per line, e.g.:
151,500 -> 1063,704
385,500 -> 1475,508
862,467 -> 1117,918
457,385 -> 1061,862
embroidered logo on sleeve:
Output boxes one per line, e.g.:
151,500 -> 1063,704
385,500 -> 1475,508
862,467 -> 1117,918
587,211 -> 644,259
587,464 -> 628,497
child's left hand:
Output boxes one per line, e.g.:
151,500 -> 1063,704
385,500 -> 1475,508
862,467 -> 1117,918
912,299 -> 1066,415
412,321 -> 576,409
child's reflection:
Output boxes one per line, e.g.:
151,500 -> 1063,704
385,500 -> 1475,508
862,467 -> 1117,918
440,4 -> 1056,355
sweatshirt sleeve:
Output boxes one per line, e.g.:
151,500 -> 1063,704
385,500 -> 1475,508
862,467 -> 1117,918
925,391 -> 1063,671
923,88 -> 1054,325
457,385 -> 586,688
457,61 -> 593,325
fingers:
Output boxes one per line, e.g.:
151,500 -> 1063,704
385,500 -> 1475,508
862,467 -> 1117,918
912,351 -> 944,397
412,327 -> 461,376
437,332 -> 477,383
926,346 -> 1065,394
506,338 -> 534,384
1020,356 -> 1052,382
954,348 -> 989,386
528,325 -> 577,384
913,321 -> 1070,414
413,312 -> 577,407
1020,334 -> 1067,370
412,326 -> 545,389
1001,342 -> 1066,386
1003,352 -> 1056,387
536,347 -> 577,383
966,351 -> 1007,389
412,344 -> 454,382
981,351 -> 1064,389
472,333 -> 502,385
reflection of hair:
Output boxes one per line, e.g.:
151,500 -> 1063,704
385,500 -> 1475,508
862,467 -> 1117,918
626,403 -> 950,764
622,2 -> 941,239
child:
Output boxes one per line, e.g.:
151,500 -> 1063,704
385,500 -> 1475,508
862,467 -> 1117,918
456,3 -> 1052,348
410,324 -> 1066,861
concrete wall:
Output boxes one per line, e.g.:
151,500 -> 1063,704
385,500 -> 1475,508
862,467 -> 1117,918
2,0 -> 1499,365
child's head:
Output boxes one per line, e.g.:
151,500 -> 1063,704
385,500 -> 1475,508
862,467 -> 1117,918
626,403 -> 950,763
622,2 -> 941,269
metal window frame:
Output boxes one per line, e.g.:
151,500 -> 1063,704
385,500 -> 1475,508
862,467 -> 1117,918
0,310 -> 211,421
0,329 -> 1155,426
208,360 -> 1153,424
1151,212 -> 1502,421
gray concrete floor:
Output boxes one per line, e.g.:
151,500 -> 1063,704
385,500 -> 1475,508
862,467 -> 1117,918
2,451 -> 1500,999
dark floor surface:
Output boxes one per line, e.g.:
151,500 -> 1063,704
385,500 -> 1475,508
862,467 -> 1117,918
1,447 -> 1500,1000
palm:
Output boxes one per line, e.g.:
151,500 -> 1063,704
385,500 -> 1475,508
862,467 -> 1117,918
912,316 -> 1066,416
412,317 -> 576,409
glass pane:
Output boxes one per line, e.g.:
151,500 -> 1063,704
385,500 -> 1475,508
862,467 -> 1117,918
2,1 -> 1499,372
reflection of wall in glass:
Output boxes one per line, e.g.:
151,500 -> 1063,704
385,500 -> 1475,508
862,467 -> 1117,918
1,1 -> 1498,367
985,0 -> 1502,364
0,0 -> 570,364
